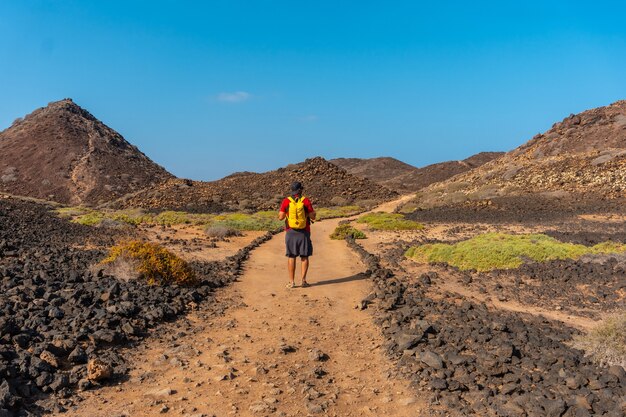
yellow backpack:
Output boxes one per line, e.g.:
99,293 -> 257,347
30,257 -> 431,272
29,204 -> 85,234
287,196 -> 308,229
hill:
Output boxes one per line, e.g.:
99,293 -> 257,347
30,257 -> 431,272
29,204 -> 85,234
113,157 -> 398,212
331,152 -> 503,192
0,99 -> 172,205
412,100 -> 626,209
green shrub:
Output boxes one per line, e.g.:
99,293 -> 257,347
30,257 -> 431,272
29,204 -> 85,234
56,206 -> 92,218
57,206 -> 283,231
573,313 -> 626,368
153,210 -> 194,225
74,211 -> 106,226
357,212 -> 424,231
330,224 -> 367,240
405,233 -> 626,271
316,206 -> 363,220
210,211 -> 283,231
102,240 -> 198,286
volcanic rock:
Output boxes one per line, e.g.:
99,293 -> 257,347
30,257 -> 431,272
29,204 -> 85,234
0,99 -> 172,205
415,100 -> 626,207
114,157 -> 397,212
332,153 -> 503,193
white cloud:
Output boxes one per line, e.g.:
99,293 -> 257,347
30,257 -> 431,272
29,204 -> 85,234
299,114 -> 319,122
216,91 -> 251,103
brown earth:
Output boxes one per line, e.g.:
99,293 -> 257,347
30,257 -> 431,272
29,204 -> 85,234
59,200 -> 426,417
0,99 -> 172,205
331,152 -> 503,193
414,99 -> 626,208
111,157 -> 398,212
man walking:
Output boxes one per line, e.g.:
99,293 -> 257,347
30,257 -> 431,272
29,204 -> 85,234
278,182 -> 316,288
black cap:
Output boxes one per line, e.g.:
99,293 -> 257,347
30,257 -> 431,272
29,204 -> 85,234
291,181 -> 303,194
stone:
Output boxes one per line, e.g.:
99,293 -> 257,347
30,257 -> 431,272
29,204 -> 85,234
87,358 -> 113,381
40,350 -> 59,368
68,346 -> 88,364
395,333 -> 421,351
420,350 -> 444,369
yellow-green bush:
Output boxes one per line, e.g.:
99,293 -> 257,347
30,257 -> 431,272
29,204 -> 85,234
405,233 -> 626,271
210,211 -> 283,231
357,212 -> 424,231
102,241 -> 198,286
330,224 -> 367,240
316,206 -> 363,220
573,313 -> 626,368
57,207 -> 283,231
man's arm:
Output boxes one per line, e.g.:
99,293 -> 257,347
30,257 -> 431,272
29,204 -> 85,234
278,198 -> 288,220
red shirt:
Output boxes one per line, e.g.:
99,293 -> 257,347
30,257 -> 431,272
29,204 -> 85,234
279,195 -> 315,232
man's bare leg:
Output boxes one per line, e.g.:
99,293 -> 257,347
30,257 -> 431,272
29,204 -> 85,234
288,257 -> 296,286
301,256 -> 309,285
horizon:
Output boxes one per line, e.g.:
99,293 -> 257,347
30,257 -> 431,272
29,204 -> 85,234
1,1 -> 626,180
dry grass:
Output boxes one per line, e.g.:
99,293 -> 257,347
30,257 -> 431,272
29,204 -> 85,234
102,241 -> 198,286
205,225 -> 242,239
573,312 -> 626,368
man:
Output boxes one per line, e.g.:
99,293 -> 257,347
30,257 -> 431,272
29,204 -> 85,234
278,182 -> 316,288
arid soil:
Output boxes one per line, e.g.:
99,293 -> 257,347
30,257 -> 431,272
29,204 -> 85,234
0,197 -> 274,415
59,215 -> 425,417
349,221 -> 625,416
2,192 -> 625,416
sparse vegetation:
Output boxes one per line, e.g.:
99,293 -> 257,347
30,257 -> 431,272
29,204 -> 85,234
205,225 -> 242,238
209,211 -> 283,231
102,240 -> 198,286
330,223 -> 367,240
405,233 -> 626,271
357,212 -> 424,231
57,207 -> 284,231
316,205 -> 364,219
573,312 -> 626,368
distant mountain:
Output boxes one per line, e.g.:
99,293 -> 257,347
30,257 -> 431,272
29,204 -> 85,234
417,100 -> 626,207
0,99 -> 172,205
113,157 -> 398,212
331,153 -> 503,193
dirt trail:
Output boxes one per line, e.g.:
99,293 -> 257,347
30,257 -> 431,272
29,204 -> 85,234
61,197 -> 425,417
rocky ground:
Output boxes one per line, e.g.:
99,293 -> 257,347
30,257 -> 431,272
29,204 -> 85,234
2,192 -> 625,416
348,237 -> 626,416
0,197 -> 275,415
406,194 -> 626,224
331,153 -> 503,193
111,157 -> 398,212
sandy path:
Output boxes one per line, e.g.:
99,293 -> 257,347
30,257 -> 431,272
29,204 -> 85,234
61,202 -> 425,416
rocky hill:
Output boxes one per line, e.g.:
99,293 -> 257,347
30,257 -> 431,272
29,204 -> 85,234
113,157 -> 398,212
415,100 -> 626,208
331,152 -> 503,192
0,99 -> 172,205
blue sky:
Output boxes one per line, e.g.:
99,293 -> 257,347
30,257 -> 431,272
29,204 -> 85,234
1,1 -> 626,180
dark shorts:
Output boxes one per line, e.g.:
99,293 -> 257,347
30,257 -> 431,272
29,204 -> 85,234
285,229 -> 313,258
